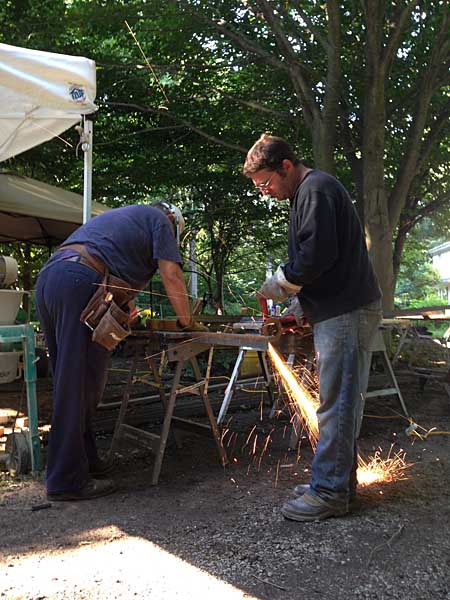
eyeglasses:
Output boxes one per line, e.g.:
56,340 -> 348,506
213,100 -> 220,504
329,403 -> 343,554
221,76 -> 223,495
254,171 -> 276,191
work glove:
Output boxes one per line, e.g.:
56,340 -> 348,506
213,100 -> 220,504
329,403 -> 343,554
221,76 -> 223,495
177,318 -> 209,332
258,265 -> 302,302
282,295 -> 304,325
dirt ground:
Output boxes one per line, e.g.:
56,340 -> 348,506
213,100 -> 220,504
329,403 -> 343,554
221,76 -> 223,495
1,351 -> 450,600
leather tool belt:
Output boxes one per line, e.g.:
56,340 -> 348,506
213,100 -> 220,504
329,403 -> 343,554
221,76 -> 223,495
58,244 -> 136,351
59,243 -> 107,276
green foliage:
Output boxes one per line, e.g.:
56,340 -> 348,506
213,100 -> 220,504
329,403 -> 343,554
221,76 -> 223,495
1,0 -> 449,312
395,225 -> 442,308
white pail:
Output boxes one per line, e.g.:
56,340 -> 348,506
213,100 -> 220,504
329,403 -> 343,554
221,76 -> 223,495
0,351 -> 22,384
0,290 -> 24,325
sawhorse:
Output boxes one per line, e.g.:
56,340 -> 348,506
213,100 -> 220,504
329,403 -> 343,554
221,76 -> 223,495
216,346 -> 274,425
108,331 -> 228,485
365,328 -> 409,417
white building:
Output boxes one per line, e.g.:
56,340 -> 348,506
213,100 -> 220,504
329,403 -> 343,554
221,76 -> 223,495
429,242 -> 450,303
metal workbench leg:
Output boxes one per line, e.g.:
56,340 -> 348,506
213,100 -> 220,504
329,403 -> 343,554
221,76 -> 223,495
217,347 -> 246,425
258,350 -> 274,409
381,350 -> 410,417
151,359 -> 184,485
22,325 -> 41,473
190,354 -> 228,466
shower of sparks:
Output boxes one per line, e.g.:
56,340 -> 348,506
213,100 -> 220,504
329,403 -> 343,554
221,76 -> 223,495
267,344 -> 411,487
357,447 -> 410,487
268,344 -> 319,449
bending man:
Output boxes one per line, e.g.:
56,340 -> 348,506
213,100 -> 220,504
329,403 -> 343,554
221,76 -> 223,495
36,202 -> 198,501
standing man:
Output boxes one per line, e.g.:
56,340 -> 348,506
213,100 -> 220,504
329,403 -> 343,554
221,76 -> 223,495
243,134 -> 382,521
36,202 -> 200,501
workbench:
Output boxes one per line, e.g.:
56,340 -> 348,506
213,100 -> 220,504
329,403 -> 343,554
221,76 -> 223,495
107,327 -> 276,484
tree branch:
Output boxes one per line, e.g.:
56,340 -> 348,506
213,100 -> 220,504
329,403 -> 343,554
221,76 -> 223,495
414,191 -> 450,221
287,1 -> 330,51
382,1 -> 417,75
321,0 -> 342,148
388,6 -> 450,226
393,190 -> 450,278
254,0 -> 320,122
209,87 -> 297,121
416,106 -> 450,175
106,101 -> 247,152
95,125 -> 185,146
186,6 -> 289,73
256,0 -> 303,63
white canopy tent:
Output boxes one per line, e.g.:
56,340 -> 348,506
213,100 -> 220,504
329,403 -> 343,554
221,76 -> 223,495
0,43 -> 97,222
0,172 -> 109,246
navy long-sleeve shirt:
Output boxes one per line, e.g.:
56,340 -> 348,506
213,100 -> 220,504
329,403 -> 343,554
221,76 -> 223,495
283,170 -> 381,324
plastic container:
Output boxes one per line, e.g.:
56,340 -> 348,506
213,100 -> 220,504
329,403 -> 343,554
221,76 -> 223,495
0,351 -> 22,384
241,350 -> 262,377
0,290 -> 24,325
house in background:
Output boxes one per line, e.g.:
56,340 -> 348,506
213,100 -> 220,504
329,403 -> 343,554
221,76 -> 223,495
429,242 -> 450,303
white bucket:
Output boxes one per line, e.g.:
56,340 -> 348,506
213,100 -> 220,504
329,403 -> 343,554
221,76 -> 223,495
0,351 -> 22,384
0,289 -> 24,325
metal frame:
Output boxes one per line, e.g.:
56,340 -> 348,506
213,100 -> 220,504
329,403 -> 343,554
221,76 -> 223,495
217,347 -> 274,425
366,329 -> 410,417
0,324 -> 41,472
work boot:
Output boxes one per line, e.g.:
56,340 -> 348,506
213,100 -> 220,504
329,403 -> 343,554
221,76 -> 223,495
89,456 -> 114,477
47,478 -> 117,502
293,483 -> 357,503
281,491 -> 348,522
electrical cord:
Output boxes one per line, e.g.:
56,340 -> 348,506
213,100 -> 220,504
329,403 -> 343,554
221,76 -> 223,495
364,409 -> 450,439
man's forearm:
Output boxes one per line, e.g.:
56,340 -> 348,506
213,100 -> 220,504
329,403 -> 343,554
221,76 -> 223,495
158,259 -> 191,326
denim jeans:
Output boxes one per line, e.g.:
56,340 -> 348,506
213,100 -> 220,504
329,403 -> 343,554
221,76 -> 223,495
309,300 -> 382,506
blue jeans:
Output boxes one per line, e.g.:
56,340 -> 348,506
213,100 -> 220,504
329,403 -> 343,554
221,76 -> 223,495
309,300 -> 382,506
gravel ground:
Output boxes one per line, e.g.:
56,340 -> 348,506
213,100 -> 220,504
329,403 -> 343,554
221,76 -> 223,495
1,366 -> 450,599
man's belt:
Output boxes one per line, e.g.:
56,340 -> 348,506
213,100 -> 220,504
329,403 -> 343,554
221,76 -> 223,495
58,243 -> 107,276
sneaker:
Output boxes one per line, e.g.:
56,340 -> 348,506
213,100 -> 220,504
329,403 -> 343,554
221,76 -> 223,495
47,478 -> 117,502
281,491 -> 348,522
293,483 -> 357,503
89,457 -> 114,477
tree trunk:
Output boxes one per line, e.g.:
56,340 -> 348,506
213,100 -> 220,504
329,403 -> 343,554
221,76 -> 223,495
360,4 -> 394,310
367,210 -> 394,309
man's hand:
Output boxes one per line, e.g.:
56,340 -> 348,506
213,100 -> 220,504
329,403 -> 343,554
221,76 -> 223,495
258,265 -> 302,302
283,295 -> 304,325
258,274 -> 289,302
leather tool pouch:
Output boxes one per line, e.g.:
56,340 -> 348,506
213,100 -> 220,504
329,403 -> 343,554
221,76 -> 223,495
80,271 -> 135,351
91,301 -> 131,351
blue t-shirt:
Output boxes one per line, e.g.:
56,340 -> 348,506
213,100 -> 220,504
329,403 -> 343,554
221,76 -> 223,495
61,205 -> 182,288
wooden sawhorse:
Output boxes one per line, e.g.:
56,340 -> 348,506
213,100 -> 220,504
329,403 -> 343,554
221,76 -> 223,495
108,331 -> 228,485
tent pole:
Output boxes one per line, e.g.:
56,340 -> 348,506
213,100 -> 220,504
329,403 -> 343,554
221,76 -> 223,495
82,115 -> 93,223
189,235 -> 198,299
